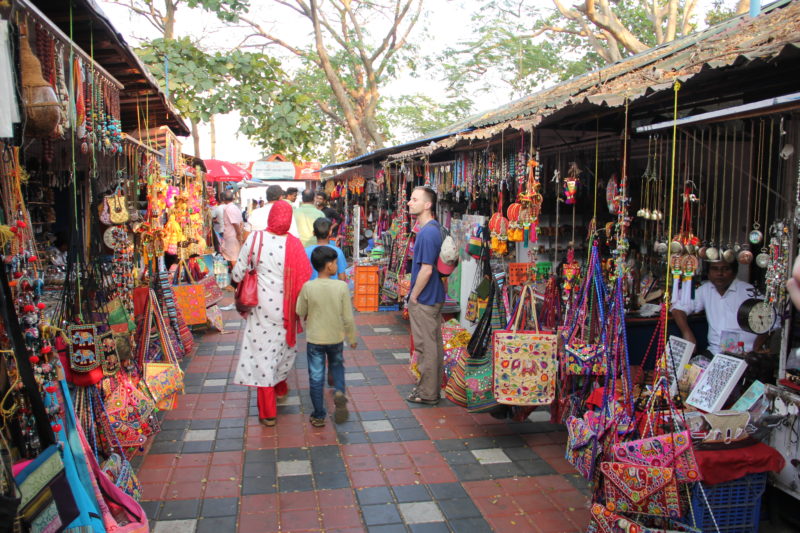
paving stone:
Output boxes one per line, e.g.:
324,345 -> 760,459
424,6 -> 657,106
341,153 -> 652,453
409,523 -> 451,533
241,461 -> 276,478
160,499 -> 201,520
155,429 -> 185,443
278,474 -> 314,492
182,441 -> 214,454
437,498 -> 482,520
391,417 -> 422,429
339,432 -> 370,444
244,449 -> 274,464
450,464 -> 490,482
427,483 -> 468,500
397,428 -> 428,441
392,484 -> 430,503
398,502 -> 445,524
213,439 -> 243,452
203,379 -> 228,387
184,429 -> 217,442
517,459 -> 557,476
367,525 -> 408,533
368,431 -> 399,443
435,440 -> 468,453
442,451 -> 479,465
277,448 -> 308,461
357,487 -> 393,505
241,476 -> 277,495
200,497 -> 238,518
362,503 -> 403,526
276,460 -> 312,477
346,372 -> 365,380
195,516 -> 237,533
471,448 -> 512,465
152,519 -> 197,533
393,352 -> 410,360
140,500 -> 161,521
315,471 -> 351,490
216,427 -> 244,439
359,411 -> 389,421
363,422 -> 394,436
149,441 -> 182,454
448,517 -> 493,533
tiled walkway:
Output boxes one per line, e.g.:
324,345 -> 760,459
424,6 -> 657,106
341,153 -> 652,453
135,310 -> 591,533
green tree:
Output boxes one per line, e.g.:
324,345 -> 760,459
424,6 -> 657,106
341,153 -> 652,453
136,37 -> 323,159
440,0 -> 724,99
384,94 -> 473,140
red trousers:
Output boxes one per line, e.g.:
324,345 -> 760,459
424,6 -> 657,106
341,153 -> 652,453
256,380 -> 288,419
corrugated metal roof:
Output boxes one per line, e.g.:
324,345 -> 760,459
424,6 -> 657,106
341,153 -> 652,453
383,0 -> 800,161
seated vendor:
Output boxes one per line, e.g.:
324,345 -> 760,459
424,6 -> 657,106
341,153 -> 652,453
671,260 -> 767,355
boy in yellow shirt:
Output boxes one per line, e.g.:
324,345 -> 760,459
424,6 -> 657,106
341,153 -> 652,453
296,246 -> 357,426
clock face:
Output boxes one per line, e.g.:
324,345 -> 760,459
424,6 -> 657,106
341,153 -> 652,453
747,301 -> 775,335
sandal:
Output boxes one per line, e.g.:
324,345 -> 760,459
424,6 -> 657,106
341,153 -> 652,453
259,417 -> 277,427
406,393 -> 439,405
310,417 -> 326,427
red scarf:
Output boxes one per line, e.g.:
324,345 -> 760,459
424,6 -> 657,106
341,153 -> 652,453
267,201 -> 311,347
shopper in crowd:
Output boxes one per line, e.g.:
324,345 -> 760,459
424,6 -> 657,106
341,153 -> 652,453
295,189 -> 326,247
220,190 -> 243,270
788,254 -> 800,310
296,246 -> 356,426
285,187 -> 299,205
315,191 -> 342,238
211,195 -> 225,252
672,260 -> 768,355
405,186 -> 445,405
248,185 -> 299,237
306,218 -> 347,281
231,201 -> 311,427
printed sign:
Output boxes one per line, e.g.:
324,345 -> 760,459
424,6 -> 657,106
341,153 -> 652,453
666,335 -> 694,395
686,353 -> 747,413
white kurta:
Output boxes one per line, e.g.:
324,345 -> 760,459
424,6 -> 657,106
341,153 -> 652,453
231,231 -> 296,387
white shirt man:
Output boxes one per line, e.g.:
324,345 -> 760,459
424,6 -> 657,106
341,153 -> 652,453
672,276 -> 759,353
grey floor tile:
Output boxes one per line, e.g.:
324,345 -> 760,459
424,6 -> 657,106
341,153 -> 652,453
367,526 -> 408,533
359,411 -> 389,421
451,463 -> 490,482
485,463 -> 524,478
195,516 -> 237,533
448,517 -> 493,533
385,409 -> 416,419
149,441 -> 182,454
277,448 -> 308,461
516,460 -> 557,476
160,499 -> 200,520
442,451 -> 479,465
182,441 -> 214,454
392,484 -> 430,503
434,440 -> 468,452
397,428 -> 429,441
392,417 -> 422,429
462,437 -> 497,450
241,476 -> 277,495
245,450 -> 275,464
427,483 -> 468,500
155,429 -> 185,443
369,431 -> 399,443
216,427 -> 244,439
140,500 -> 161,521
437,498 -> 482,520
362,503 -> 403,526
278,474 -> 314,492
339,432 -> 370,444
213,439 -> 243,452
357,487 -> 393,505
312,456 -> 347,473
504,446 -> 540,461
200,497 -> 238,518
186,419 -> 215,430
409,523 -> 450,533
218,418 -> 245,428
315,471 -> 351,490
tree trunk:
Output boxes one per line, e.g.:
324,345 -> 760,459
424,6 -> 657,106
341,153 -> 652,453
164,1 -> 177,40
210,115 -> 217,158
191,119 -> 201,158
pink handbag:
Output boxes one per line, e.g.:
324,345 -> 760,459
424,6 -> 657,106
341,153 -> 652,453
610,430 -> 702,483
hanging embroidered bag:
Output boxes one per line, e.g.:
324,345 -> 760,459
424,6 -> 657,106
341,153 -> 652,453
600,461 -> 681,518
235,231 -> 263,315
611,430 -> 702,483
16,445 -> 80,533
104,379 -> 155,450
108,189 -> 129,225
565,415 -> 599,479
171,261 -> 207,326
68,323 -> 104,386
492,285 -> 557,406
565,343 -> 608,375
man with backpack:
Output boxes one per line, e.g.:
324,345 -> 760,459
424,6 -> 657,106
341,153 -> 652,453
405,186 -> 457,405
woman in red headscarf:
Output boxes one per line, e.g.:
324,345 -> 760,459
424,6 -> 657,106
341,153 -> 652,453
231,201 -> 312,426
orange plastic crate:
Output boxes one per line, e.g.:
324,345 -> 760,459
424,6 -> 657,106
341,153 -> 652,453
354,265 -> 380,286
354,292 -> 379,312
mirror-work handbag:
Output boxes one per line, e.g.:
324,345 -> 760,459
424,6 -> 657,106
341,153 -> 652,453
600,461 -> 681,518
492,285 -> 557,406
610,430 -> 701,483
565,343 -> 607,375
108,192 -> 129,225
16,445 -> 80,532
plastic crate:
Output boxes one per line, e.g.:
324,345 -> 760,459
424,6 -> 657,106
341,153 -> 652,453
354,293 -> 379,312
689,472 -> 767,533
354,265 -> 380,286
354,283 -> 379,295
378,304 -> 400,311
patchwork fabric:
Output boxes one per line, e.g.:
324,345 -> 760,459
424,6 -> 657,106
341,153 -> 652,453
68,324 -> 100,373
566,415 -> 599,479
143,361 -> 184,406
611,431 -> 702,483
565,342 -> 607,375
601,462 -> 681,518
105,381 -> 156,449
492,329 -> 557,406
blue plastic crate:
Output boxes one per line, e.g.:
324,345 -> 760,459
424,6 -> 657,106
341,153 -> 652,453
689,472 -> 767,533
378,304 -> 400,311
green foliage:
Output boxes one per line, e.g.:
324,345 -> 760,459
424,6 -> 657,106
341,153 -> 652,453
183,0 -> 249,22
384,94 -> 473,139
706,0 -> 737,25
136,37 -> 322,159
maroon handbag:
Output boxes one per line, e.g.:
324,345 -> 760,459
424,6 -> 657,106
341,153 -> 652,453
235,232 -> 263,315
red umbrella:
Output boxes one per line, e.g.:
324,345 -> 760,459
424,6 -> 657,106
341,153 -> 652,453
203,159 -> 251,182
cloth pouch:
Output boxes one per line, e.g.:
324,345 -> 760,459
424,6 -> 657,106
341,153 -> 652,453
600,461 -> 681,518
565,342 -> 607,375
15,445 -> 80,533
611,430 -> 702,483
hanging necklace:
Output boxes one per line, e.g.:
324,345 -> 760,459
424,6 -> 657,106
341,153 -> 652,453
756,119 -> 776,269
749,120 -> 765,245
